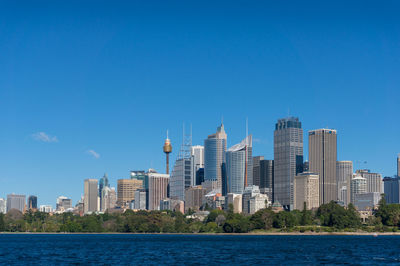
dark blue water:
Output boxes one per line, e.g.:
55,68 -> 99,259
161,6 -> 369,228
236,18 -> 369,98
1,234 -> 400,265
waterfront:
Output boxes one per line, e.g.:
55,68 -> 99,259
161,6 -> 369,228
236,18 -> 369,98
1,234 -> 400,265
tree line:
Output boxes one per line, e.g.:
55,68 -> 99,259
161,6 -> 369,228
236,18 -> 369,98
0,200 -> 399,233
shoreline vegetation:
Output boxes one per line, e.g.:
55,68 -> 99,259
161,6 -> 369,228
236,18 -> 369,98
1,199 -> 400,235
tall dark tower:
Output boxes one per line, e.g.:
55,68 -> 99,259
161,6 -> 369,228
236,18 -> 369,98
163,131 -> 172,174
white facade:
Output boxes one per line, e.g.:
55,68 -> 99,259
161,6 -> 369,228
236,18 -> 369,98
191,145 -> 204,185
39,205 -> 53,213
0,198 -> 6,214
101,186 -> 117,212
356,169 -> 383,194
226,193 -> 243,213
350,174 -> 367,204
249,193 -> 270,214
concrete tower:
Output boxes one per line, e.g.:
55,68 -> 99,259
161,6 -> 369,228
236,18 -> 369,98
163,131 -> 172,175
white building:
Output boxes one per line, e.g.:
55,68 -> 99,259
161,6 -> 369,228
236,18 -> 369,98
294,172 -> 320,210
191,145 -> 204,185
0,198 -> 6,214
249,193 -> 270,214
101,186 -> 117,212
226,193 -> 242,213
350,174 -> 367,204
39,205 -> 53,213
56,196 -> 72,212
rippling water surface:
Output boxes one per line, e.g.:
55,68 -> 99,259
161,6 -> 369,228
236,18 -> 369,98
1,234 -> 400,265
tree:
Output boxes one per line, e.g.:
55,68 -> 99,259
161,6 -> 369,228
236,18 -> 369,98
300,202 -> 313,226
0,213 -> 5,231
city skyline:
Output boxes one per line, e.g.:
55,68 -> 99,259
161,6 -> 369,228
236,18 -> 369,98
1,1 -> 400,206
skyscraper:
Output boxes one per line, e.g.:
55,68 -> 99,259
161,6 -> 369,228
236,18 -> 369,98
259,159 -> 274,201
170,158 -> 192,201
225,135 -> 253,195
84,179 -> 98,213
350,174 -> 367,204
56,196 -> 72,211
99,173 -> 109,211
191,145 -> 204,186
117,179 -> 143,208
273,117 -> 303,210
252,156 -> 264,187
101,186 -> 117,212
28,195 -> 38,210
131,170 -> 148,189
398,154 -> 400,177
148,173 -> 169,210
356,169 -> 383,194
6,194 -> 26,213
184,185 -> 207,212
204,123 -> 227,190
383,176 -> 400,204
294,172 -> 320,210
336,161 -> 353,206
309,129 -> 337,205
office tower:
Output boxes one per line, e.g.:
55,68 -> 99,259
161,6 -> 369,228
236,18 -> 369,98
226,193 -> 243,213
101,186 -> 116,212
84,179 -> 98,213
195,168 -> 205,186
383,177 -> 400,203
0,198 -> 6,214
131,170 -> 148,189
398,154 -> 400,177
134,189 -> 148,210
356,169 -> 383,194
273,117 -> 303,210
98,173 -> 109,211
191,145 -> 204,186
170,158 -> 192,201
309,129 -> 337,204
28,195 -> 38,210
56,196 -> 72,211
336,161 -> 353,206
163,131 -> 172,174
259,159 -> 274,201
204,123 -> 227,190
117,179 -> 143,208
148,173 -> 169,210
225,135 -> 253,195
354,192 -> 381,211
252,156 -> 264,187
303,161 -> 309,172
6,194 -> 26,213
184,186 -> 207,212
294,172 -> 320,210
350,174 -> 367,204
39,205 -> 53,213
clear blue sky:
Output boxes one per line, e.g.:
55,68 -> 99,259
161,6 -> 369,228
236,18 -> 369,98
1,1 -> 399,207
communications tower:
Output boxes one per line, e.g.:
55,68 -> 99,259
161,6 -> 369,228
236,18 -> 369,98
163,130 -> 172,174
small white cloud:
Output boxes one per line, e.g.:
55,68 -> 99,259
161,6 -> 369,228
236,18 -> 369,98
87,149 -> 100,159
32,132 -> 58,143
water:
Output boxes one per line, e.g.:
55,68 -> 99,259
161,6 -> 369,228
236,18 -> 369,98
1,234 -> 400,265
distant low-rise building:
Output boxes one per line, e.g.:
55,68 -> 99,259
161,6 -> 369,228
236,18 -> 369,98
160,198 -> 184,213
185,186 -> 207,212
249,193 -> 270,214
0,198 -> 6,214
226,193 -> 242,213
354,192 -> 381,211
56,196 -> 72,212
134,189 -> 148,210
39,205 -> 53,213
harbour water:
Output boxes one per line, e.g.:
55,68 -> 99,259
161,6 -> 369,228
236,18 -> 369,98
1,234 -> 400,265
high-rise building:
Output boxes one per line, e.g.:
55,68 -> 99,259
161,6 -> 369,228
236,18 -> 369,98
294,172 -> 320,210
259,159 -> 274,201
356,169 -> 383,194
84,179 -> 98,213
100,186 -> 116,212
398,154 -> 400,177
309,129 -> 337,204
184,186 -> 207,212
0,198 -> 6,214
252,156 -> 264,187
191,145 -> 204,186
28,195 -> 38,210
98,173 -> 109,211
56,196 -> 72,212
350,174 -> 367,204
195,168 -> 205,186
354,192 -> 381,211
170,158 -> 192,201
148,173 -> 169,210
117,179 -> 143,208
131,170 -> 148,189
273,117 -> 303,210
134,189 -> 148,210
383,176 -> 400,204
6,194 -> 26,213
225,135 -> 253,195
204,123 -> 227,190
336,161 -> 353,206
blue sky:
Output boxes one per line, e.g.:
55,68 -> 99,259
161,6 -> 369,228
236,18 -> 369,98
1,1 -> 399,207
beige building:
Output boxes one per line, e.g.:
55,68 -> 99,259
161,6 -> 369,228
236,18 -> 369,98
350,174 -> 367,204
117,179 -> 143,208
185,186 -> 207,212
226,193 -> 243,213
101,186 -> 117,212
148,173 -> 169,210
356,169 -> 382,194
84,179 -> 98,213
309,129 -> 337,204
294,172 -> 320,210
